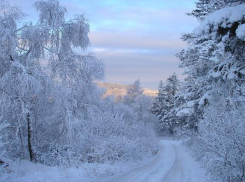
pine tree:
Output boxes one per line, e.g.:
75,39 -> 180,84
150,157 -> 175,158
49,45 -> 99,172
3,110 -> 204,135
152,74 -> 180,134
152,81 -> 164,120
176,1 -> 245,132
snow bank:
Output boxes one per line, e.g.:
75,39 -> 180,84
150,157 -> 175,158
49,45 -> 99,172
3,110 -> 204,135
0,157 -> 157,182
194,4 -> 245,37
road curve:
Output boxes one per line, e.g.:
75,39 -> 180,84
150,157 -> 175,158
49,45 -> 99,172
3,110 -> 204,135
109,139 -> 210,182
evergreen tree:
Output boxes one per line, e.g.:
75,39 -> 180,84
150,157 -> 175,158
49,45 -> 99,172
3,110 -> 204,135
176,2 -> 245,132
152,74 -> 180,134
151,81 -> 164,121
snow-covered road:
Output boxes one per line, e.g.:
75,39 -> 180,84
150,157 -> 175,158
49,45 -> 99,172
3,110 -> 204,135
109,139 -> 210,182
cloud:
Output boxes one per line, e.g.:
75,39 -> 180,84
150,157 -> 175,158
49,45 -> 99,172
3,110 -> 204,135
90,31 -> 187,50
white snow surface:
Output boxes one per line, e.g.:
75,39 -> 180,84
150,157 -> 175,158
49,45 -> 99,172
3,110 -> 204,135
194,4 -> 245,36
176,108 -> 194,117
198,93 -> 211,107
236,24 -> 245,40
1,139 -> 211,182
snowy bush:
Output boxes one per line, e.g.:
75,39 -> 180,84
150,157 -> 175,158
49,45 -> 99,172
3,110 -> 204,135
82,113 -> 158,163
190,95 -> 245,182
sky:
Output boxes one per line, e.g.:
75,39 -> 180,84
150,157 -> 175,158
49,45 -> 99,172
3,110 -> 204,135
8,0 -> 198,89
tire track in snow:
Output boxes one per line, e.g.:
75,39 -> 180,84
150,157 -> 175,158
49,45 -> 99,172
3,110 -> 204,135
163,144 -> 187,182
108,140 -> 210,182
108,145 -> 167,182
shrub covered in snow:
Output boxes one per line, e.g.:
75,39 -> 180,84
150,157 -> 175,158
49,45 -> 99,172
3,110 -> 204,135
190,96 -> 245,182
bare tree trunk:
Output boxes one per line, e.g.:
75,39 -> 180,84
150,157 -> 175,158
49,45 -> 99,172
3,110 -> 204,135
27,113 -> 36,162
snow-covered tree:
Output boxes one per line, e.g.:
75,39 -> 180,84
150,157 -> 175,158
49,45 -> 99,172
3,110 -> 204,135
0,0 -> 103,163
123,80 -> 157,124
123,79 -> 143,106
152,74 -> 180,134
176,2 -> 245,133
188,0 -> 244,21
151,81 -> 165,121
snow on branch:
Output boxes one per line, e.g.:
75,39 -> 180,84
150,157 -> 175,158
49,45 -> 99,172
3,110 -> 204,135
194,4 -> 245,39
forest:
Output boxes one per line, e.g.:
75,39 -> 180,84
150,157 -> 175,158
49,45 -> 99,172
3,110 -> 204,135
0,0 -> 245,182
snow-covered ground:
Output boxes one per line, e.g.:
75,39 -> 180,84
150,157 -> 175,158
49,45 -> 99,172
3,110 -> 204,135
1,139 -> 211,182
109,139 -> 211,182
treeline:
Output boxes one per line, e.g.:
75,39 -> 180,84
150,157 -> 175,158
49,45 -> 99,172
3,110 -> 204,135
152,1 -> 245,181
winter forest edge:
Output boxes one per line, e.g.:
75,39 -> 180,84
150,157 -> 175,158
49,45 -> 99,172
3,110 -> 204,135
0,0 -> 245,182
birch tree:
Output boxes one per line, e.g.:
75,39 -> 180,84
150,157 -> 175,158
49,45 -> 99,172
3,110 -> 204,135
0,0 -> 104,162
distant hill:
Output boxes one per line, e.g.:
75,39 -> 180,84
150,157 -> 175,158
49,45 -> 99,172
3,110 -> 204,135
97,82 -> 158,101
